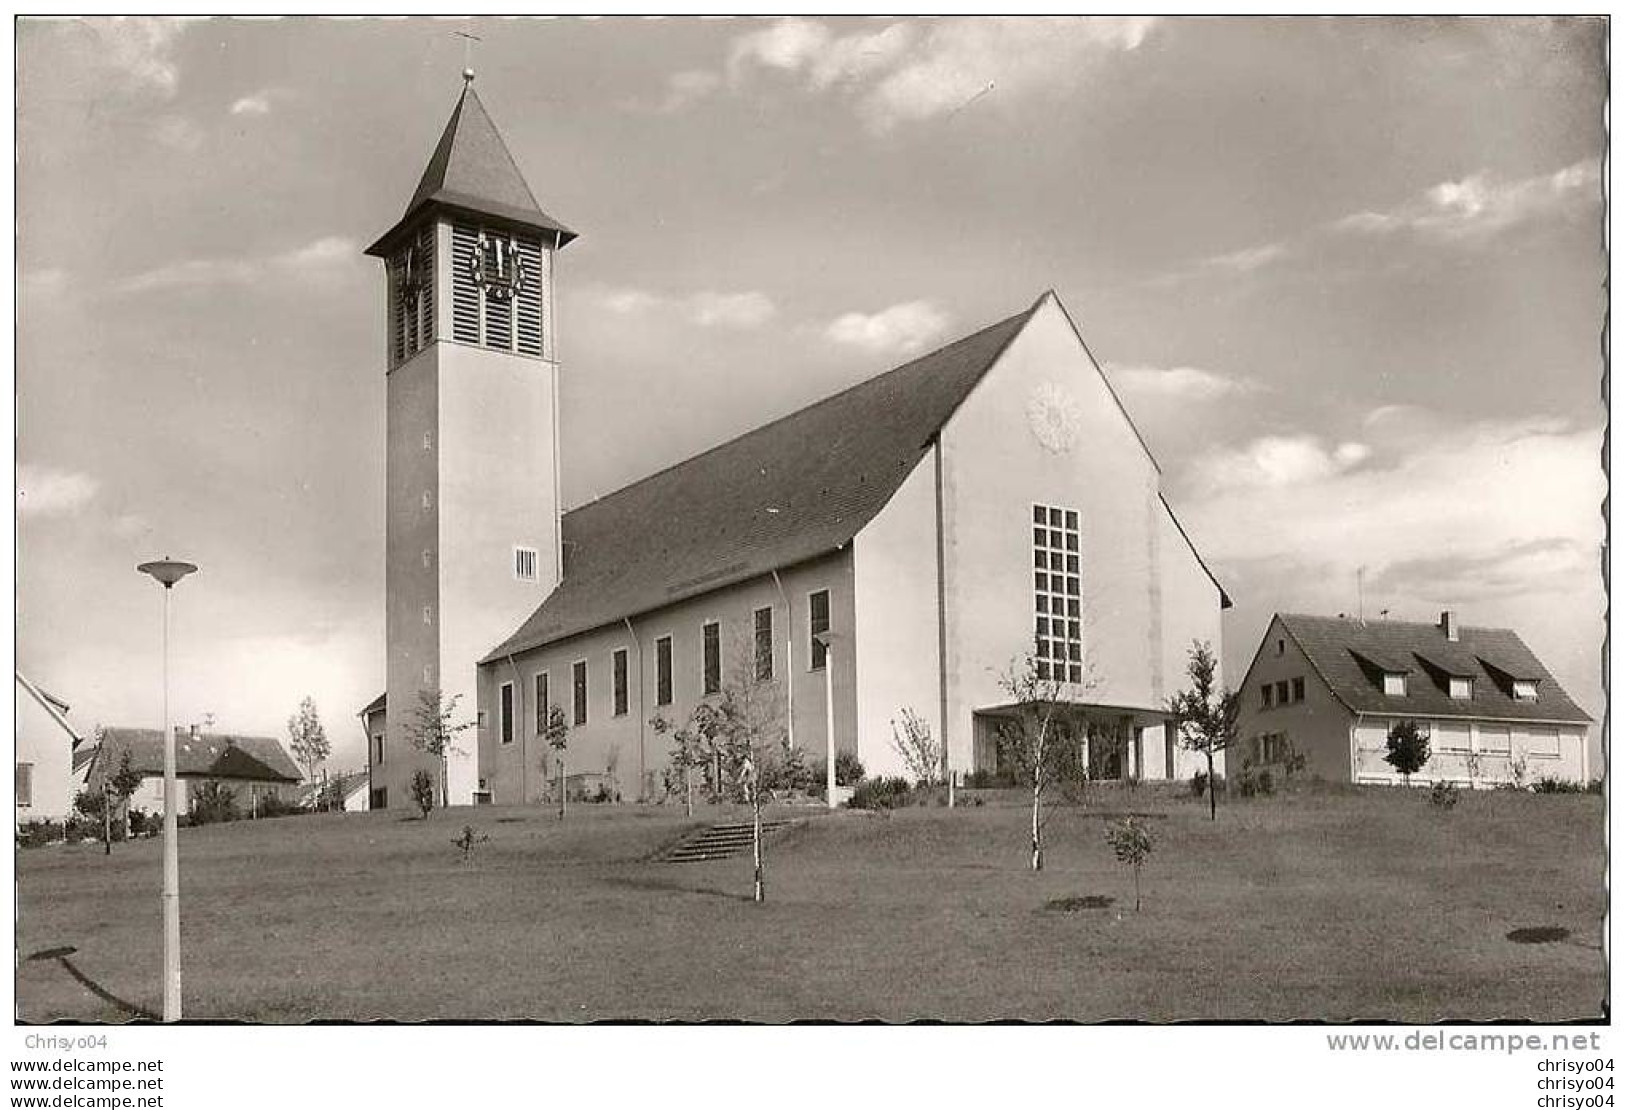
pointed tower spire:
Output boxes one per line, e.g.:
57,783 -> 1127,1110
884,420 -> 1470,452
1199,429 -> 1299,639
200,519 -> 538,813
366,81 -> 576,258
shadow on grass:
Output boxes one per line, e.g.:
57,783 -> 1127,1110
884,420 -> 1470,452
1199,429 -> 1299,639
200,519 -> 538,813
601,872 -> 758,905
25,947 -> 157,1022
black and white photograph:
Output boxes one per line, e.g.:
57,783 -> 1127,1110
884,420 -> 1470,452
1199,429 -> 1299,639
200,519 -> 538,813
7,10 -> 1613,1095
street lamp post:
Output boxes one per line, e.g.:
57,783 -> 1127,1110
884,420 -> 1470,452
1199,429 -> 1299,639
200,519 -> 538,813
137,557 -> 198,1023
814,632 -> 836,810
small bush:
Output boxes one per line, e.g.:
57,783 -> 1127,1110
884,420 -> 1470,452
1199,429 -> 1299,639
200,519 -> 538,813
847,776 -> 913,810
1430,780 -> 1461,809
1191,770 -> 1226,798
834,751 -> 866,787
1531,777 -> 1589,795
965,769 -> 1018,789
16,819 -> 65,849
409,770 -> 436,819
188,782 -> 239,826
1235,765 -> 1275,798
127,808 -> 156,837
253,793 -> 306,819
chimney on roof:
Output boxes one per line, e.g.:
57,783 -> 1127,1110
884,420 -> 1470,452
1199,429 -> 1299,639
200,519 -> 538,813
1440,610 -> 1459,642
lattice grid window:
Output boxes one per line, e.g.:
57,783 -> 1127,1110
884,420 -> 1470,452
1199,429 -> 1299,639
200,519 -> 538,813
1032,504 -> 1083,684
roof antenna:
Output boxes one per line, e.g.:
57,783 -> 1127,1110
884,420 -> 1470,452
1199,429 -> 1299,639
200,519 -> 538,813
455,29 -> 482,85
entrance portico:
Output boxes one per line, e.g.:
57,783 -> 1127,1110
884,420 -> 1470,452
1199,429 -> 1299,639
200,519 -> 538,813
970,703 -> 1178,781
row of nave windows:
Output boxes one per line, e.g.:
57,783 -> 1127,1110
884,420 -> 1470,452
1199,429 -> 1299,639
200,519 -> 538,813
496,590 -> 830,743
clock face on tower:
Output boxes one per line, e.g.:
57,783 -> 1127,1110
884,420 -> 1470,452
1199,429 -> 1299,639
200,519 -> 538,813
1026,382 -> 1082,454
470,233 -> 528,302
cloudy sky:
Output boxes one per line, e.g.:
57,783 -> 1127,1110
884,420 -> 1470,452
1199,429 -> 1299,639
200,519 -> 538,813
17,17 -> 1606,770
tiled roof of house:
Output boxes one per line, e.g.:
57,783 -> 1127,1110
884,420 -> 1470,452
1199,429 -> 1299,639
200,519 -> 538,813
482,296 -> 1046,662
1277,613 -> 1591,724
88,729 -> 303,785
366,82 -> 576,258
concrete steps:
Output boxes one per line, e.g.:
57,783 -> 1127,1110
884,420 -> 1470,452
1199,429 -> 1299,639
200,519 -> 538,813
663,820 -> 795,863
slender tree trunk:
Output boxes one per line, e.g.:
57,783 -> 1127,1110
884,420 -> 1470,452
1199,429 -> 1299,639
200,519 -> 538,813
1134,862 -> 1142,912
684,764 -> 693,818
1030,775 -> 1043,872
752,796 -> 765,903
102,782 -> 111,856
440,751 -> 449,811
1207,750 -> 1217,821
558,758 -> 566,821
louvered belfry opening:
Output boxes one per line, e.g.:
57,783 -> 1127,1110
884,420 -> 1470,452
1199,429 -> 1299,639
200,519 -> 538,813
451,222 -> 546,357
390,221 -> 436,367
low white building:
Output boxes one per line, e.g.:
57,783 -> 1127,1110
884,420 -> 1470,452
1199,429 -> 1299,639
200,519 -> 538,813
1235,611 -> 1592,787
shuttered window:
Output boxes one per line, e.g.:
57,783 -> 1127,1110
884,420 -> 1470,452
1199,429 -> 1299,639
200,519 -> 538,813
390,222 -> 435,366
451,222 -> 546,356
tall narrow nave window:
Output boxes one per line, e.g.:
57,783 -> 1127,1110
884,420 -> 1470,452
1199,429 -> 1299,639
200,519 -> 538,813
703,622 -> 721,696
656,636 -> 673,706
572,661 -> 588,726
1032,504 -> 1083,683
452,223 -> 546,356
753,607 -> 774,682
809,590 -> 830,670
613,649 -> 629,716
534,672 -> 549,735
499,683 -> 514,745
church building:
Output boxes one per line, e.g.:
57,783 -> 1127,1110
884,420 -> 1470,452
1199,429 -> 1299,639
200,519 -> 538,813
361,77 -> 1231,808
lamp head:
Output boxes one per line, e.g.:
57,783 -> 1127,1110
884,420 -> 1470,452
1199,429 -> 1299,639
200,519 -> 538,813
137,558 -> 199,589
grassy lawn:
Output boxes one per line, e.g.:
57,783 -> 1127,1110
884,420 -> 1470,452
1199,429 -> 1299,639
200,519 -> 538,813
15,783 -> 1604,1022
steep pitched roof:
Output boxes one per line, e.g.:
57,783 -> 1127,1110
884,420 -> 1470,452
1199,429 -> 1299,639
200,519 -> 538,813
1275,613 -> 1591,724
483,297 -> 1046,662
88,729 -> 303,785
366,81 -> 576,258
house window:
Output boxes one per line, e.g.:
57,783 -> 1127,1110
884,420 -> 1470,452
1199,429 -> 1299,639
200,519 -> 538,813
514,547 -> 538,582
1032,503 -> 1083,683
372,732 -> 385,765
1261,684 -> 1274,709
613,648 -> 629,717
1448,676 -> 1473,700
16,762 -> 33,806
809,590 -> 830,670
499,682 -> 515,745
703,621 -> 721,696
1276,639 -> 1285,657
572,661 -> 588,726
1513,680 -> 1539,701
1434,722 -> 1470,753
534,672 -> 550,734
656,636 -> 673,706
754,607 -> 774,682
1522,725 -> 1560,758
1477,723 -> 1512,755
1291,677 -> 1305,702
1274,679 -> 1289,705
1382,672 -> 1407,697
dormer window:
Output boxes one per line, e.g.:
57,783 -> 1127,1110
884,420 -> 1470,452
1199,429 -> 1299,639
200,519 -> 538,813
1382,672 -> 1407,697
1513,680 -> 1539,701
1448,676 -> 1473,700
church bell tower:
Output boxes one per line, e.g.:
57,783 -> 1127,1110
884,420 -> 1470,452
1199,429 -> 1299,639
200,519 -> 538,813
365,73 -> 575,807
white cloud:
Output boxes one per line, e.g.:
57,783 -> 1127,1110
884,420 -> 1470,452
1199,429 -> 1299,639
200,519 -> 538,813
1202,241 -> 1289,274
230,91 -> 274,116
86,16 -> 189,97
1335,160 -> 1598,242
588,286 -> 777,329
1194,434 -> 1372,493
1108,363 -> 1258,402
115,235 -> 358,295
825,300 -> 951,356
721,17 -> 1156,130
1183,416 -> 1604,610
690,291 -> 777,329
863,17 -> 1157,130
17,464 -> 98,518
